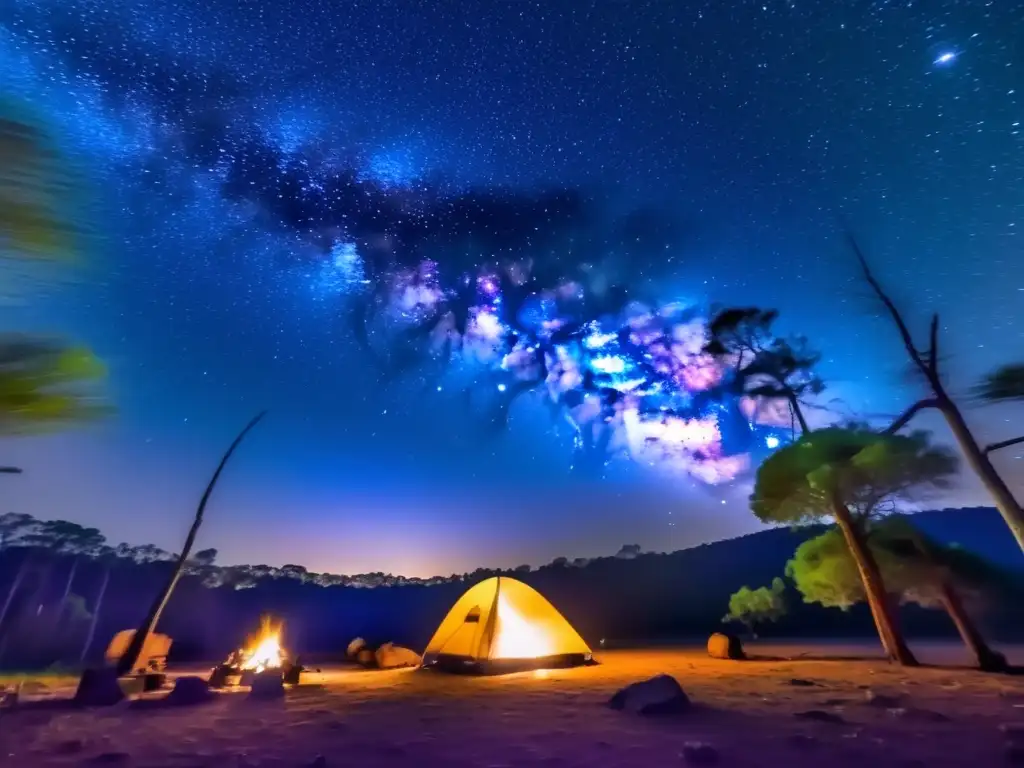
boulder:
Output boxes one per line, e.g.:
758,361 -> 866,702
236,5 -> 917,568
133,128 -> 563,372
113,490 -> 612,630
165,676 -> 213,706
607,674 -> 690,715
375,642 -> 421,670
74,668 -> 125,707
346,637 -> 367,658
706,632 -> 744,660
355,648 -> 376,668
248,670 -> 284,700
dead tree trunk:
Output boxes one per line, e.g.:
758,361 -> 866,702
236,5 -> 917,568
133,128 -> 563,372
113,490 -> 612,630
115,411 -> 266,677
850,235 -> 1024,557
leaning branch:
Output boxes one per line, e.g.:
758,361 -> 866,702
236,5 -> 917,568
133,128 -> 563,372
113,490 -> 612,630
984,435 -> 1024,456
927,313 -> 939,378
883,398 -> 938,435
847,233 -> 930,376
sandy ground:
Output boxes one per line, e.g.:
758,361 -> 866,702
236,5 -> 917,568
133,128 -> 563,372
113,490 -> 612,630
2,642 -> 1024,767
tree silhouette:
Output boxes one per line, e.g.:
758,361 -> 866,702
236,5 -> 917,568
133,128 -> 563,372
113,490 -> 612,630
723,577 -> 786,636
116,411 -> 267,677
704,307 -> 824,435
753,427 -> 957,666
849,235 -> 1024,557
787,518 -> 1009,671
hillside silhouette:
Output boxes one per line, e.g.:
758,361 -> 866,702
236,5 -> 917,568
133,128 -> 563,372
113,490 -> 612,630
0,507 -> 1019,668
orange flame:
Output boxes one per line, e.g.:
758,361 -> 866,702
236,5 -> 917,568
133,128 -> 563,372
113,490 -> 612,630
239,616 -> 286,673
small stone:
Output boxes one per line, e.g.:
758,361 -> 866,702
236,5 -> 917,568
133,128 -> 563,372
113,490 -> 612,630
248,669 -> 284,699
794,710 -> 845,724
55,740 -> 84,755
706,633 -> 744,660
888,707 -> 949,723
788,678 -> 817,687
165,676 -> 213,706
864,689 -> 902,708
681,742 -> 719,765
787,734 -> 817,748
346,637 -> 366,658
608,675 -> 690,715
90,752 -> 130,764
375,642 -> 422,670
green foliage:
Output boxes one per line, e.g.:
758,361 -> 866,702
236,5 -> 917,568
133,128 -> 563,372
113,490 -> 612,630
0,334 -> 109,434
785,521 -> 1015,612
975,363 -> 1024,403
750,426 -> 958,525
0,109 -> 78,263
723,577 -> 787,631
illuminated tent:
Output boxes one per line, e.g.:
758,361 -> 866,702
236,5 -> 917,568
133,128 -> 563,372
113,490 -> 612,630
422,576 -> 593,673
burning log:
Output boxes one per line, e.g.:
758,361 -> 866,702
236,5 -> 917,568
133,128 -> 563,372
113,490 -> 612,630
207,616 -> 303,689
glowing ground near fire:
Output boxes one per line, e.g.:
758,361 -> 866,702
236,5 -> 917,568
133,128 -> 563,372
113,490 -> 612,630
4,644 -> 1023,767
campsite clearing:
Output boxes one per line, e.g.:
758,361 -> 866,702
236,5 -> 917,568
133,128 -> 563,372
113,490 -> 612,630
2,643 -> 1022,767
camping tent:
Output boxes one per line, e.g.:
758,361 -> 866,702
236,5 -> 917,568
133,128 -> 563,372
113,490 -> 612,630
422,576 -> 592,673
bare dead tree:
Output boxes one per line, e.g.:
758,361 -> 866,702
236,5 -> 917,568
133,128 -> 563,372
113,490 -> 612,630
848,234 -> 1024,556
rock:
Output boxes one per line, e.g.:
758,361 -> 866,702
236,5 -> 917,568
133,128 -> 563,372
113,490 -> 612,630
89,752 -> 131,765
887,707 -> 949,722
787,734 -> 818,749
706,633 -> 744,660
355,648 -> 376,667
74,668 -> 125,707
794,710 -> 845,724
248,670 -> 284,700
346,637 -> 366,658
55,740 -> 85,755
864,689 -> 903,708
608,674 -> 690,715
375,642 -> 422,670
787,678 -> 817,687
165,676 -> 213,706
681,741 -> 719,765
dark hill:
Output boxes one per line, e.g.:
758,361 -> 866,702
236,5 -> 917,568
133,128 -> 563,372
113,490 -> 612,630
0,506 -> 1019,668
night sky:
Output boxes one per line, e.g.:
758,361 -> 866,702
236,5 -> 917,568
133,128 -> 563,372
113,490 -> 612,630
0,0 -> 1021,577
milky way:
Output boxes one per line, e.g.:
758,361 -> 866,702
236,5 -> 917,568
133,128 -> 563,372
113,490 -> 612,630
0,0 -> 1021,573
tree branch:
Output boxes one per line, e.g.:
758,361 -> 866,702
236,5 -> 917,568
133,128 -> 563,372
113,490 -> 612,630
928,313 -> 939,378
883,398 -> 938,435
984,435 -> 1024,456
847,233 -> 930,377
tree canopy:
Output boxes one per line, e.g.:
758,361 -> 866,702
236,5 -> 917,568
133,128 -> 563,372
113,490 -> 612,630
0,335 -> 108,433
750,426 -> 958,526
975,363 -> 1024,404
723,576 -> 787,631
786,522 -> 1017,612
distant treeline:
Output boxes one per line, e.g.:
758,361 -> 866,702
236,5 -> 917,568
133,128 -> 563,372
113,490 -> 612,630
0,508 -> 1019,669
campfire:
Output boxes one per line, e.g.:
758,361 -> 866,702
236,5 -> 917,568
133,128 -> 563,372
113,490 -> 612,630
238,616 -> 286,673
208,615 -> 302,688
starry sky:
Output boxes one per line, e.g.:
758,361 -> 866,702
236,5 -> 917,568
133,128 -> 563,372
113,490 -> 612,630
0,0 -> 1021,577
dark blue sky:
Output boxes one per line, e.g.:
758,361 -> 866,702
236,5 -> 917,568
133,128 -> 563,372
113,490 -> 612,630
1,0 -> 1021,576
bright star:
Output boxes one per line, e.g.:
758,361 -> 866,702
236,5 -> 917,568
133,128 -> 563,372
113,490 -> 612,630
765,435 -> 780,449
934,51 -> 957,66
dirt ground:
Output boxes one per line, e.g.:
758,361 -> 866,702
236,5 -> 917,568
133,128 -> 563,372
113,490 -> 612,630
2,642 -> 1023,767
